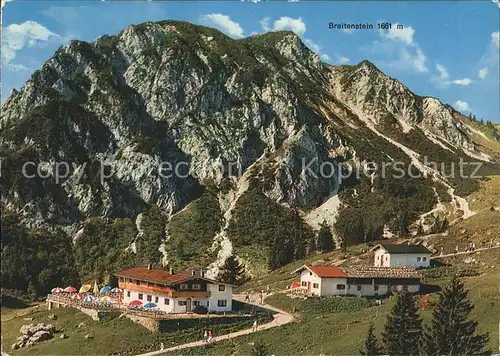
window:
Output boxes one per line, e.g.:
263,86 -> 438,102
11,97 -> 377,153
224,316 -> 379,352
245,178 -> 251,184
423,257 -> 427,262
301,281 -> 307,287
217,300 -> 227,307
179,283 -> 188,290
309,272 -> 312,276
193,301 -> 200,306
377,256 -> 380,260
385,256 -> 388,261
374,285 -> 379,291
136,280 -> 140,285
178,300 -> 187,306
218,285 -> 226,292
313,283 -> 319,289
127,291 -> 131,297
357,285 -> 362,291
147,295 -> 152,302
417,257 -> 421,262
336,284 -> 346,290
138,293 -> 143,300
155,296 -> 159,303
207,301 -> 210,307
164,298 -> 170,305
193,284 -> 201,290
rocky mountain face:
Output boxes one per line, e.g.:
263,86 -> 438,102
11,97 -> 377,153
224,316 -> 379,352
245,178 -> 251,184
1,20 -> 497,278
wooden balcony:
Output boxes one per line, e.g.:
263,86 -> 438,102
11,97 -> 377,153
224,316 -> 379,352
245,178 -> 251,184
118,282 -> 210,298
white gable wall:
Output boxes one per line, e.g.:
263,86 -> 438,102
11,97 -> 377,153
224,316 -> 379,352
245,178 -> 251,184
320,277 -> 349,296
299,269 -> 323,296
389,253 -> 431,268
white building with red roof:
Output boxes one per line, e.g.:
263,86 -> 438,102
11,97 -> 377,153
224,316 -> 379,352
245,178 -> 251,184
115,265 -> 234,313
293,265 -> 421,297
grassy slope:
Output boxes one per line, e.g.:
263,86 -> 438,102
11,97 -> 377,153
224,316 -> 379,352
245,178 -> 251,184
1,306 -> 267,355
173,271 -> 500,355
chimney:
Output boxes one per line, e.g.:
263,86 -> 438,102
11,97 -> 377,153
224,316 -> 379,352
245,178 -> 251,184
169,267 -> 174,275
147,263 -> 152,270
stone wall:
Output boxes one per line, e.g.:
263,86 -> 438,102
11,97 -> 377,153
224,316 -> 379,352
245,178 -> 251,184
124,314 -> 255,333
76,307 -> 120,322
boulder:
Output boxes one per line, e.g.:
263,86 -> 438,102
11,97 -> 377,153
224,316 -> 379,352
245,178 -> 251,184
60,333 -> 67,339
11,343 -> 20,350
84,334 -> 93,339
78,322 -> 86,328
30,330 -> 52,343
20,324 -> 35,336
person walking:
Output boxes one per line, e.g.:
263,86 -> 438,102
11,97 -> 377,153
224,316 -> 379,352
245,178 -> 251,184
259,290 -> 264,305
455,245 -> 459,254
244,291 -> 250,302
203,330 -> 208,343
207,330 -> 213,343
252,320 -> 258,332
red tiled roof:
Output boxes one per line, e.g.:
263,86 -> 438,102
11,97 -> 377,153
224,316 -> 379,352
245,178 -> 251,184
307,265 -> 348,278
115,268 -> 191,285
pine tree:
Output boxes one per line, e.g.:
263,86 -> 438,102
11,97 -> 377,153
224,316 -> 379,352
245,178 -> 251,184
416,221 -> 424,236
360,322 -> 381,356
382,291 -> 422,355
218,254 -> 245,285
251,339 -> 269,356
423,276 -> 490,355
317,220 -> 334,251
440,217 -> 449,232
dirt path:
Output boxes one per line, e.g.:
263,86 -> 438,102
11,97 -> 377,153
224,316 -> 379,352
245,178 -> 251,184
137,294 -> 294,356
431,245 -> 500,259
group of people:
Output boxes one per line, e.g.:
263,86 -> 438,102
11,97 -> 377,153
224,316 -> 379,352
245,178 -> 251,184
202,330 -> 214,343
244,285 -> 271,305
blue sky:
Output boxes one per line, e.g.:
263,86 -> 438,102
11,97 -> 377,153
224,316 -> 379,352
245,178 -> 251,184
2,0 -> 499,122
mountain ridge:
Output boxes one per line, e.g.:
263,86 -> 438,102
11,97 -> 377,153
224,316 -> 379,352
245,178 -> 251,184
1,19 -> 499,283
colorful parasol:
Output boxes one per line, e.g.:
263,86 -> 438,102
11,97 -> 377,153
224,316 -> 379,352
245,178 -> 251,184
100,296 -> 113,302
128,300 -> 143,307
83,295 -> 97,302
143,302 -> 157,309
291,281 -> 301,289
51,287 -> 64,293
79,285 -> 91,293
71,293 -> 84,300
64,286 -> 77,293
100,286 -> 112,293
92,281 -> 99,295
110,287 -> 123,293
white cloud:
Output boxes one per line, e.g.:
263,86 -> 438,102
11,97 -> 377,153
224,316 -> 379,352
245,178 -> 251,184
2,21 -> 59,64
492,31 -> 499,48
304,38 -> 320,53
260,17 -> 270,32
479,67 -> 488,79
398,46 -> 428,72
6,63 -> 29,72
381,24 -> 415,45
452,78 -> 472,86
320,53 -> 331,61
454,100 -> 471,112
202,14 -> 244,38
368,23 -> 428,73
273,17 -> 306,36
338,56 -> 350,64
436,64 -> 449,80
